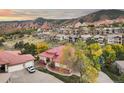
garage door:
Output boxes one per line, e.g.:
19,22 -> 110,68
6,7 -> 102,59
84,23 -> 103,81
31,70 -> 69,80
8,64 -> 24,72
24,61 -> 34,68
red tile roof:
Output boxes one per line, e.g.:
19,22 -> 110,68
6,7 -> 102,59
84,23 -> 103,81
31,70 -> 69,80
0,51 -> 35,65
41,22 -> 50,30
39,46 -> 65,63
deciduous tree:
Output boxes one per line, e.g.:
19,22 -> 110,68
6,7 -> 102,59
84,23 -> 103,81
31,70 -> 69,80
88,43 -> 102,70
103,45 -> 116,66
60,44 -> 98,83
111,44 -> 124,60
36,42 -> 48,54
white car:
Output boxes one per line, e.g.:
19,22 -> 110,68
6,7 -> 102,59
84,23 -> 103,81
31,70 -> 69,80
26,66 -> 36,73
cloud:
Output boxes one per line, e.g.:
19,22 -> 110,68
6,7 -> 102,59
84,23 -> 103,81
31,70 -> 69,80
10,9 -> 99,19
0,9 -> 99,21
0,9 -> 13,16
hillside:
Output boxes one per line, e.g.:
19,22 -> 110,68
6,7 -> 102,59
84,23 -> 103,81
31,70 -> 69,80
1,9 -> 124,34
78,9 -> 124,23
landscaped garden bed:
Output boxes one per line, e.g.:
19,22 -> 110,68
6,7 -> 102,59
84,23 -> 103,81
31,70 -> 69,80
37,67 -> 80,83
47,64 -> 72,76
48,66 -> 71,74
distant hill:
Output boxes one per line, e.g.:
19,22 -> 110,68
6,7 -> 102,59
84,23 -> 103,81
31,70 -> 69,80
34,17 -> 70,25
1,9 -> 124,34
52,9 -> 124,25
78,9 -> 124,23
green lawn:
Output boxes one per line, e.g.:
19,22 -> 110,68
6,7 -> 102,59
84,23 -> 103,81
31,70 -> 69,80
102,67 -> 124,83
37,67 -> 80,83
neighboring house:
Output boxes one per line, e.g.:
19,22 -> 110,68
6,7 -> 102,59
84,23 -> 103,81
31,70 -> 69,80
55,34 -> 68,41
81,27 -> 89,34
107,34 -> 122,44
113,27 -> 122,34
0,51 -> 35,73
74,22 -> 82,28
41,22 -> 50,31
37,32 -> 51,40
39,46 -> 69,70
103,28 -> 113,35
69,35 -> 78,43
114,61 -> 124,74
81,22 -> 88,27
81,34 -> 92,41
102,27 -> 124,35
94,35 -> 105,45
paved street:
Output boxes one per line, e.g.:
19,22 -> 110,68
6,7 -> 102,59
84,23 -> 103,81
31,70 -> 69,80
10,70 -> 63,83
73,71 -> 113,83
97,71 -> 113,83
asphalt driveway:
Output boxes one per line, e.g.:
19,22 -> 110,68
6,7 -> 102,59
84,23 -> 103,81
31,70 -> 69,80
10,69 -> 63,83
0,73 -> 11,83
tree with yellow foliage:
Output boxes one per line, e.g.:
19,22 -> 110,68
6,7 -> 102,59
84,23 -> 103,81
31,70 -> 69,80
111,44 -> 124,60
36,42 -> 49,54
60,44 -> 76,69
103,45 -> 116,66
60,44 -> 98,83
80,57 -> 98,83
88,43 -> 102,70
75,49 -> 98,83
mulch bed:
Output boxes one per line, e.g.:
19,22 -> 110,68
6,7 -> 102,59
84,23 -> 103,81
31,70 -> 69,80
48,66 -> 71,74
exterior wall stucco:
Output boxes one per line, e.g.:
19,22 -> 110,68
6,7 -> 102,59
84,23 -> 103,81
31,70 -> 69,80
8,61 -> 34,72
8,64 -> 24,72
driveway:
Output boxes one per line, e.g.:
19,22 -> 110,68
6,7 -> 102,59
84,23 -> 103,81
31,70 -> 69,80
10,70 -> 63,83
0,73 -> 11,83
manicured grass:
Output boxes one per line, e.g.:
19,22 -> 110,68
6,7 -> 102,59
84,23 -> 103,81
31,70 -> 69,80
37,67 -> 80,83
102,67 -> 124,83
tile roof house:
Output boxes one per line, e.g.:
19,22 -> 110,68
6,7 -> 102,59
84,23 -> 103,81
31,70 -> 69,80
0,51 -> 35,73
107,34 -> 122,44
55,34 -> 68,41
39,46 -> 68,69
81,34 -> 92,41
114,61 -> 124,74
74,22 -> 82,28
41,22 -> 50,30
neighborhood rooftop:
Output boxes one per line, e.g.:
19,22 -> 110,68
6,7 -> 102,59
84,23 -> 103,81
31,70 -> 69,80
39,46 -> 65,63
0,51 -> 35,65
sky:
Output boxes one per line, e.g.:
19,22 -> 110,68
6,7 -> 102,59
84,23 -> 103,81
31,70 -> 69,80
0,9 -> 99,21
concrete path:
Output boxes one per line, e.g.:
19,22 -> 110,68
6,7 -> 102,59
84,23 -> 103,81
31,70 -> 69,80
97,71 -> 113,83
10,70 -> 63,83
0,73 -> 11,83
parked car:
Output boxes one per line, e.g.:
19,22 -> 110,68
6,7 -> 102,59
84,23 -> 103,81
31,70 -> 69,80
26,66 -> 36,73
